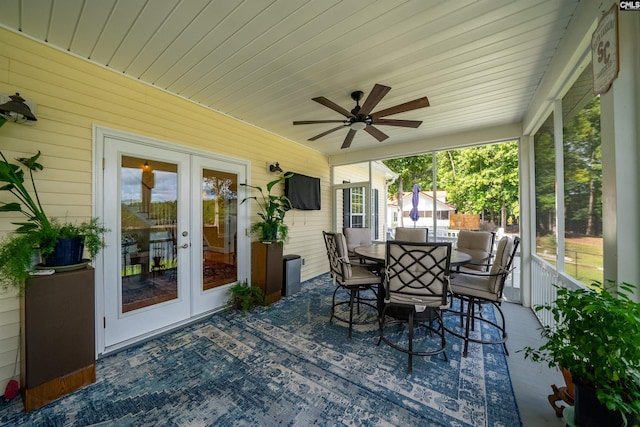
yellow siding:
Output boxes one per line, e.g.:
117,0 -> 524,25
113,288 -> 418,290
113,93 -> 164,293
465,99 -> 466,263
0,28 -> 332,391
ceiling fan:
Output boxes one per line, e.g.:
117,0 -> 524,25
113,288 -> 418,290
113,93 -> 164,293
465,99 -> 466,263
293,83 -> 429,149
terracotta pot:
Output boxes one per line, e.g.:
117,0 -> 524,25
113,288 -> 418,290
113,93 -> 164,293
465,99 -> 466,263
560,367 -> 574,399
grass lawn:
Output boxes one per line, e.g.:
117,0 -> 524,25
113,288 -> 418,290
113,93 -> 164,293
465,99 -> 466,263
536,235 -> 603,286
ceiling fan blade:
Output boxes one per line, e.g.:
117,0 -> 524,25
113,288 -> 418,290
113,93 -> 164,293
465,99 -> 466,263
341,129 -> 357,149
364,125 -> 389,142
371,97 -> 430,118
373,118 -> 423,128
293,120 -> 346,125
359,84 -> 391,115
308,125 -> 346,141
312,97 -> 353,118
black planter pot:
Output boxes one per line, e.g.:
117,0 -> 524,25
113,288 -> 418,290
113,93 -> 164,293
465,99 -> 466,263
44,236 -> 84,266
574,377 -> 625,427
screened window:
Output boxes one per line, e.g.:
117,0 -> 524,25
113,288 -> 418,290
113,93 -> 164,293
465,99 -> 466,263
534,113 -> 556,262
562,66 -> 602,285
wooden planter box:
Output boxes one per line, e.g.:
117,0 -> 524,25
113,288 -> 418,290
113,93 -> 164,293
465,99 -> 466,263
20,267 -> 96,412
251,241 -> 283,305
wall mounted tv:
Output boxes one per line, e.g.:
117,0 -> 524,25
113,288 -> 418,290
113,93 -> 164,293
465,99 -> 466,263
285,172 -> 321,210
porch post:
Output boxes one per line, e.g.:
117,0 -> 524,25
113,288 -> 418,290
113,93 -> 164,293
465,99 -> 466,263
600,5 -> 640,301
519,135 -> 534,307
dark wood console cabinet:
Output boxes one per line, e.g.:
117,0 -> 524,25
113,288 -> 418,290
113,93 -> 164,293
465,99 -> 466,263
20,267 -> 96,412
251,241 -> 283,305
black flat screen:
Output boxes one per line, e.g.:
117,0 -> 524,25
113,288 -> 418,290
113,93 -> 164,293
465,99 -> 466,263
285,173 -> 321,210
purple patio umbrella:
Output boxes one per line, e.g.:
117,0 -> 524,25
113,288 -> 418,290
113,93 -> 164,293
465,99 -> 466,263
409,184 -> 420,226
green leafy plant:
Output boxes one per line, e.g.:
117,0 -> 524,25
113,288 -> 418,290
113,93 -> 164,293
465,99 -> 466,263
0,151 -> 51,232
522,282 -> 640,423
240,174 -> 292,243
227,280 -> 264,315
0,151 -> 108,293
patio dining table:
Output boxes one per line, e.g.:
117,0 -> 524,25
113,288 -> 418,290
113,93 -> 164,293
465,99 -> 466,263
354,243 -> 472,267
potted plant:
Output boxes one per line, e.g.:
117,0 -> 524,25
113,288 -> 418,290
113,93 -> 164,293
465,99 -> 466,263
227,280 -> 264,315
522,282 -> 640,427
0,151 -> 108,293
240,173 -> 293,243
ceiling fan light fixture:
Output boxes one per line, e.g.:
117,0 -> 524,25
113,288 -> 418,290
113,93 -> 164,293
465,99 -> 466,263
350,121 -> 367,131
293,83 -> 430,149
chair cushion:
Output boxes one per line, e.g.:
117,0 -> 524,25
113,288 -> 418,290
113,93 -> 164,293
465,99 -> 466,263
394,227 -> 428,242
387,292 -> 448,308
488,237 -> 513,293
343,227 -> 372,254
457,230 -> 493,271
450,275 -> 500,301
450,236 -> 515,299
343,265 -> 382,286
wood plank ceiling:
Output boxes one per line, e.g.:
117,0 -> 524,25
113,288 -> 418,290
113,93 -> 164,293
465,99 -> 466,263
0,0 -> 580,159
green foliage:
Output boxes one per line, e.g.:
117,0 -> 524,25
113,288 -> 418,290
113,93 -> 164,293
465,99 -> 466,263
0,151 -> 51,232
437,142 -> 519,226
384,154 -> 434,196
534,123 -> 556,237
0,218 -> 109,293
522,283 -> 640,421
0,232 -> 40,294
227,280 -> 264,315
240,174 -> 292,243
562,97 -> 602,236
0,151 -> 109,293
383,142 -> 520,228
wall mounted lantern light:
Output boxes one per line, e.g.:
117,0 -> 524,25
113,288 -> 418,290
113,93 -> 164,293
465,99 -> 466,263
267,162 -> 283,173
0,93 -> 38,124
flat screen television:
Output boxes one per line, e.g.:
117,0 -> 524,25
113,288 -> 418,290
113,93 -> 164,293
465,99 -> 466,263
285,173 -> 321,210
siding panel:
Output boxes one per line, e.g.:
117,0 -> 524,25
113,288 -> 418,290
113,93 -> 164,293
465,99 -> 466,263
0,28 -> 331,392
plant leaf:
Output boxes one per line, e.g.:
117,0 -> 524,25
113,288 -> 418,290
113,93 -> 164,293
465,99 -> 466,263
16,151 -> 44,171
0,203 -> 22,212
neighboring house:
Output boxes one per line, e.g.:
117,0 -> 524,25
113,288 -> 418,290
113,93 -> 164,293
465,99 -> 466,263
387,191 -> 455,231
333,161 -> 397,241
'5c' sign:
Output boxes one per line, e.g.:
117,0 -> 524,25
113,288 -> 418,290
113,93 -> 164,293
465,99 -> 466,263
591,5 -> 619,95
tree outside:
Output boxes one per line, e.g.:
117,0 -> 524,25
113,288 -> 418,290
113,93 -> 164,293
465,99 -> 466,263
384,141 -> 519,231
384,95 -> 602,287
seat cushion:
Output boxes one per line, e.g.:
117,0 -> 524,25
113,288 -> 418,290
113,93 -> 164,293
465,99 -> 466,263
488,237 -> 513,293
387,293 -> 448,308
457,230 -> 493,271
343,265 -> 382,286
343,228 -> 372,254
394,227 -> 428,242
450,275 -> 500,301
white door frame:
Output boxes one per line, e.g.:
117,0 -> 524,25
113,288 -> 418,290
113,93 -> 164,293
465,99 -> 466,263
93,126 -> 250,355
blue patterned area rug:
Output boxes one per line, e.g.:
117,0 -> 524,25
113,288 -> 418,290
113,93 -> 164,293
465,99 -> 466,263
1,274 -> 521,426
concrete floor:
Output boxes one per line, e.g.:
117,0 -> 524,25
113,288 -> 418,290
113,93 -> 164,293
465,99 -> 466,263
502,301 -> 568,427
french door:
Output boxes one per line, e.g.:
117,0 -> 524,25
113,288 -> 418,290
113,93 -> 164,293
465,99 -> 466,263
99,131 -> 247,351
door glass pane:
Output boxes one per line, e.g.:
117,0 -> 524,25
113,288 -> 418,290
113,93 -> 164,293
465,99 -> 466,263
202,168 -> 238,290
121,156 -> 178,312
